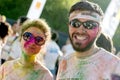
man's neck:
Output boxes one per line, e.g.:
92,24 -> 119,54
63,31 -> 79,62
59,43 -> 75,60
75,46 -> 100,59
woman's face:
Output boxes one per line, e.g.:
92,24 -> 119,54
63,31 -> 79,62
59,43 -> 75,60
21,27 -> 46,55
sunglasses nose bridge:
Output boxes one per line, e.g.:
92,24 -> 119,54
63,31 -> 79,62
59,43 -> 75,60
28,37 -> 36,43
76,23 -> 87,33
78,22 -> 85,30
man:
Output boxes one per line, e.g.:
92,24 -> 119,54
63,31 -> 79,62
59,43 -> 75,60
56,1 -> 120,80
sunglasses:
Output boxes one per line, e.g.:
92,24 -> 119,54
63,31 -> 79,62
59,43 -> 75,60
69,19 -> 99,29
22,32 -> 45,46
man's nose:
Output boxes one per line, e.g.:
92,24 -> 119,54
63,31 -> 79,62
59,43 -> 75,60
77,24 -> 86,33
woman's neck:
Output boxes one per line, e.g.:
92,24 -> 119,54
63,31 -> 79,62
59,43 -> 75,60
20,51 -> 37,66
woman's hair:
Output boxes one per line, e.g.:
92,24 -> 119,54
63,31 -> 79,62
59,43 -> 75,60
20,19 -> 51,42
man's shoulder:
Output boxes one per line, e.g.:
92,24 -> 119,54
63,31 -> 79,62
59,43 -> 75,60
99,48 -> 120,63
63,53 -> 74,60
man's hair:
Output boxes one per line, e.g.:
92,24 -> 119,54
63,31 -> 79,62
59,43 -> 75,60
0,22 -> 12,39
69,1 -> 104,17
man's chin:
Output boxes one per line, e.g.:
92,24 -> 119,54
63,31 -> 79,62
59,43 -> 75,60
72,44 -> 91,52
74,47 -> 89,52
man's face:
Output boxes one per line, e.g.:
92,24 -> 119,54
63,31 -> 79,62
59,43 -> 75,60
68,11 -> 101,52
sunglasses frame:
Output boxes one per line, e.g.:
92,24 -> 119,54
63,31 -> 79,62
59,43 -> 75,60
69,19 -> 99,29
22,32 -> 45,46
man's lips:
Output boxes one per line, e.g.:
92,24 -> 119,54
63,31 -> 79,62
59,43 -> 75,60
73,34 -> 88,41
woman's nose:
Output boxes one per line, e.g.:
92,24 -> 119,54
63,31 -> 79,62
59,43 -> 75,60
28,37 -> 36,44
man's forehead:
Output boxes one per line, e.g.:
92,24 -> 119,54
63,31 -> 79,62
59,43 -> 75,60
69,11 -> 102,22
81,12 -> 98,18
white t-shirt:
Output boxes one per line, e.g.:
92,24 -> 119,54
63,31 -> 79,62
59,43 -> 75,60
0,40 -> 3,65
1,35 -> 21,60
62,44 -> 75,56
44,40 -> 63,70
0,40 -> 6,65
0,59 -> 53,80
57,48 -> 120,80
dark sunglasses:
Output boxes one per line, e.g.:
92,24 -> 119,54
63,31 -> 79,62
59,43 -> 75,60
69,19 -> 99,29
22,32 -> 45,46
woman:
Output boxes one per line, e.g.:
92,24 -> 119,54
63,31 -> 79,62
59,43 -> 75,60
0,19 -> 53,80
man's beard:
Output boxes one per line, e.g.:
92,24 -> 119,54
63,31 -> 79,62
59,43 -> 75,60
69,34 -> 96,52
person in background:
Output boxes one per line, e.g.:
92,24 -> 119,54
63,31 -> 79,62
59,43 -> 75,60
51,30 -> 59,44
0,14 -> 6,22
1,22 -> 20,62
1,16 -> 29,63
96,32 -> 114,53
17,16 -> 29,34
8,16 -> 29,60
61,38 -> 75,56
56,1 -> 120,80
0,19 -> 53,80
44,30 -> 63,79
0,22 -> 13,65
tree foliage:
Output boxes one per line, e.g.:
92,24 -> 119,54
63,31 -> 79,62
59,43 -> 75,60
41,0 -> 81,33
0,0 -> 32,19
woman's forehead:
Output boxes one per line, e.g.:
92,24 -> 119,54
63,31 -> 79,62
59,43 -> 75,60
24,27 -> 45,35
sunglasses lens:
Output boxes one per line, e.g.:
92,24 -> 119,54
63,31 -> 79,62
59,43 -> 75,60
35,37 -> 45,46
70,19 -> 99,29
70,19 -> 81,28
23,32 -> 45,46
83,21 -> 98,29
23,32 -> 32,41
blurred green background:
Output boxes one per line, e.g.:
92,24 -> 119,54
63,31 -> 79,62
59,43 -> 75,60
0,0 -> 120,52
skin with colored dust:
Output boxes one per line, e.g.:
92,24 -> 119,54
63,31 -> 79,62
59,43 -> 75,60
0,53 -> 53,80
56,49 -> 120,80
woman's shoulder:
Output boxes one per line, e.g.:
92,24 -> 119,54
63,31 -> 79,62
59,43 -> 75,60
35,60 -> 52,72
35,61 -> 53,79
